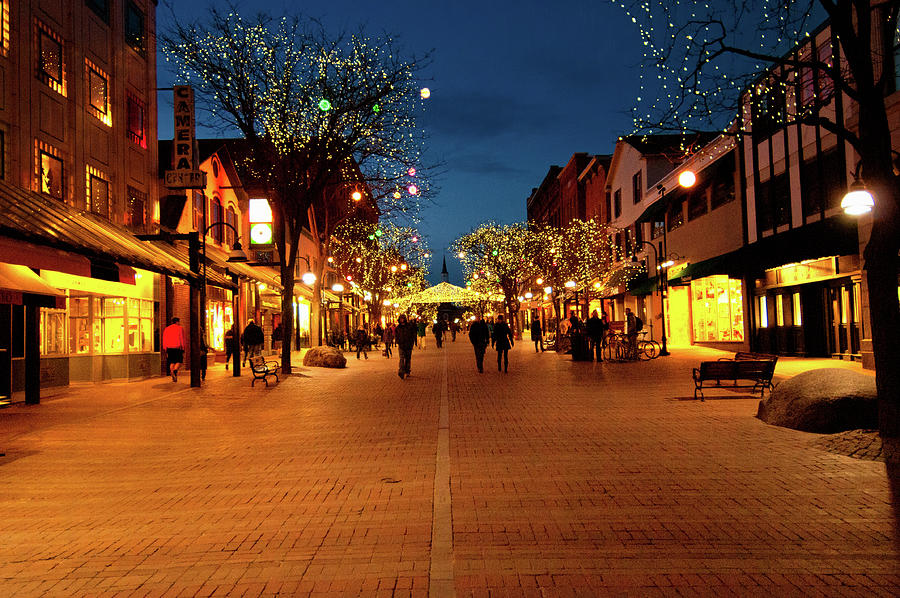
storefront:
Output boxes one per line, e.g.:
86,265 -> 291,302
293,296 -> 312,348
205,285 -> 234,351
688,274 -> 746,345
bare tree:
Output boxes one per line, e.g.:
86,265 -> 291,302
618,0 -> 900,436
161,6 -> 432,374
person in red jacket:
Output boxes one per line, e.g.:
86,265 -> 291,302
162,317 -> 186,382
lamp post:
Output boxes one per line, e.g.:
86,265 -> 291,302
634,240 -> 670,356
332,283 -> 345,341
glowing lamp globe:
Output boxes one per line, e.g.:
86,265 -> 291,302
420,88 -> 431,99
351,190 -> 362,201
841,183 -> 874,216
400,264 -> 408,271
536,278 -> 543,285
678,170 -> 696,188
544,286 -> 553,294
301,272 -> 317,285
393,191 -> 402,200
565,280 -> 576,288
408,184 -> 419,195
332,283 -> 344,293
391,265 -> 398,272
524,292 -> 533,299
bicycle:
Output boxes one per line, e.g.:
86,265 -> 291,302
637,331 -> 660,360
604,331 -> 659,361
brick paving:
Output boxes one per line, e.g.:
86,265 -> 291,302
0,341 -> 897,597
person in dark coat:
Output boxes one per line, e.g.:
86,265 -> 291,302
224,324 -> 237,370
585,310 -> 604,362
242,319 -> 264,365
468,314 -> 491,373
394,314 -> 417,379
492,314 -> 514,373
433,318 -> 446,348
353,325 -> 369,360
530,318 -> 544,353
382,323 -> 394,357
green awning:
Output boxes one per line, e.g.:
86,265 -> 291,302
667,249 -> 745,285
627,274 -> 660,295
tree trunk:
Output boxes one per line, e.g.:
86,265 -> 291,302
280,267 -> 295,374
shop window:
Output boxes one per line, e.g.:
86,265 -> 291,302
687,187 -> 708,221
632,171 -> 642,204
775,294 -> 785,327
613,189 -> 622,218
127,298 -> 153,352
126,185 -> 146,230
86,0 -> 109,23
86,166 -> 110,218
792,293 -> 802,326
69,295 -> 91,354
38,146 -> 64,200
86,60 -> 111,126
758,296 -> 769,328
40,306 -> 67,356
124,2 -> 145,55
126,93 -> 146,147
690,276 -> 745,342
101,297 -> 125,353
36,22 -> 66,96
666,198 -> 684,232
651,219 -> 665,240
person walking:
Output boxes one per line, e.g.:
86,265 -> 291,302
242,319 -> 264,364
492,314 -> 514,373
417,318 -> 427,350
199,339 -> 208,381
373,322 -> 383,350
487,317 -> 495,349
530,318 -> 544,353
382,322 -> 394,357
353,325 -> 369,360
433,318 -> 445,348
224,324 -> 236,370
625,307 -> 639,360
468,314 -> 490,373
162,317 -> 186,382
586,310 -> 604,362
395,314 -> 417,379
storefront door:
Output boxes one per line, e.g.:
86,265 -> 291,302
826,280 -> 861,358
799,285 -> 829,357
665,286 -> 691,346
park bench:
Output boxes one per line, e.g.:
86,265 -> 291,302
692,359 -> 776,401
249,355 -> 280,387
723,351 -> 779,365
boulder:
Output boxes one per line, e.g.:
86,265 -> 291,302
757,368 -> 877,433
302,346 -> 347,368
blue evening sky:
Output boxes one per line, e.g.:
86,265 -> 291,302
157,1 -> 645,284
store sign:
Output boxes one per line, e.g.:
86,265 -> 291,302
248,198 -> 274,246
165,85 -> 205,189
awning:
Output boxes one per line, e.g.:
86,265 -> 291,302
667,249 -> 745,286
0,180 -> 196,282
627,274 -> 660,296
739,217 -> 859,276
0,263 -> 66,308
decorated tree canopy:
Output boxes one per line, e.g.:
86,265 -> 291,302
397,282 -> 481,306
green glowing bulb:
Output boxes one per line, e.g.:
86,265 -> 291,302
373,104 -> 381,113
492,250 -> 498,256
318,99 -> 332,112
375,229 -> 383,237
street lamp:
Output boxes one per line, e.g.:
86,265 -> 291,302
841,181 -> 874,215
633,240 -> 670,356
332,282 -> 345,339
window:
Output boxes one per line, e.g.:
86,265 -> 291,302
792,293 -> 802,326
126,186 -> 146,230
613,189 -> 622,218
711,175 -> 735,209
651,219 -> 665,240
1,0 -> 9,57
894,22 -> 900,93
86,166 -> 110,217
39,148 -> 64,199
756,171 -> 790,231
666,198 -> 684,232
127,298 -> 154,352
211,197 -> 224,243
633,222 -> 642,247
192,190 -> 204,230
124,2 -> 145,55
750,79 -> 786,138
126,93 -> 146,147
86,60 -> 111,126
691,276 -> 745,342
226,206 -> 237,247
101,297 -> 125,353
41,306 -> 67,356
815,40 -> 835,103
775,294 -> 785,326
604,190 -> 611,223
69,295 -> 91,354
86,0 -> 109,23
800,149 -> 844,217
37,23 -> 66,96
758,295 -> 769,328
687,187 -> 708,221
632,171 -> 642,204
0,129 -> 5,180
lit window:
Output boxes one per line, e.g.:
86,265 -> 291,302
126,93 -> 146,147
1,1 -> 9,57
758,296 -> 768,328
124,2 -> 145,55
775,294 -> 784,327
632,171 -> 642,204
126,186 -> 147,230
86,60 -> 111,126
37,22 -> 66,96
613,189 -> 621,218
86,166 -> 109,217
792,293 -> 802,326
39,147 -> 64,199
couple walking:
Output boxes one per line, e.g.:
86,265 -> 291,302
468,314 -> 514,373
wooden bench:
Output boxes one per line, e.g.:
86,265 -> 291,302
249,355 -> 280,387
723,351 -> 779,365
692,359 -> 776,401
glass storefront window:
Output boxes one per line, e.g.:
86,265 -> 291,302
775,294 -> 785,327
40,307 -> 67,355
690,275 -> 745,342
101,297 -> 125,353
69,295 -> 91,354
758,296 -> 768,328
792,293 -> 802,326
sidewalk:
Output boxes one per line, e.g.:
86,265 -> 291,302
0,341 -> 897,596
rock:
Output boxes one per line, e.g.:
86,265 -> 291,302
757,368 -> 877,433
302,346 -> 347,368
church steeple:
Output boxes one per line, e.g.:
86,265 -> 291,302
441,255 -> 449,283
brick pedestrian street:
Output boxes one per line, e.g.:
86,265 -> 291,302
1,342 -> 897,597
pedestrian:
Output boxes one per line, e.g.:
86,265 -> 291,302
199,339 -> 208,381
161,317 -> 186,382
395,314 -> 417,379
272,322 -> 283,352
417,318 -> 427,350
530,318 -> 544,353
487,317 -> 495,348
382,322 -> 394,357
469,313 -> 490,373
224,324 -> 236,370
433,318 -> 445,348
492,314 -> 514,373
585,310 -> 604,362
451,320 -> 458,342
373,322 -> 383,349
242,319 -> 264,364
625,307 -> 639,359
353,325 -> 369,360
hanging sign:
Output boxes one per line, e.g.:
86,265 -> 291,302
166,85 -> 205,189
